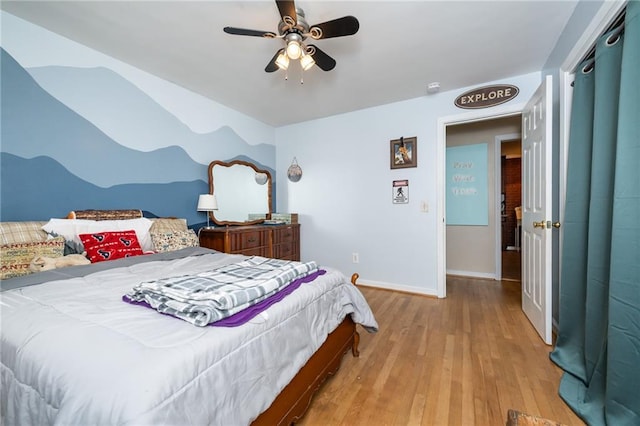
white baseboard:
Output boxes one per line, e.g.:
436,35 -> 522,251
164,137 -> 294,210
446,269 -> 496,280
355,278 -> 439,298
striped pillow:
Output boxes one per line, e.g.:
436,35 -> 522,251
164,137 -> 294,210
149,218 -> 188,234
0,221 -> 48,245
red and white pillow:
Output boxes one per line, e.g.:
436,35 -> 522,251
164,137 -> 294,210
79,230 -> 145,263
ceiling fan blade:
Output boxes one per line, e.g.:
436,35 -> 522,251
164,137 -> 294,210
308,45 -> 336,71
309,16 -> 359,39
276,0 -> 298,27
275,0 -> 297,26
265,49 -> 284,73
223,27 -> 277,38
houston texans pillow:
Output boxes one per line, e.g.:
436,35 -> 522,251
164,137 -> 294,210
79,230 -> 144,263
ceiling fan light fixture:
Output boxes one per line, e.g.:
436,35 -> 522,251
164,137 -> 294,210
286,40 -> 302,60
276,52 -> 290,70
300,53 -> 315,71
224,4 -> 360,75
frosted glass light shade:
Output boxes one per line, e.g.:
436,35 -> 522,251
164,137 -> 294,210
286,40 -> 302,60
276,52 -> 289,70
300,53 -> 315,71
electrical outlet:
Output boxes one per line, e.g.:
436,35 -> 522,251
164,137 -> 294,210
352,253 -> 359,263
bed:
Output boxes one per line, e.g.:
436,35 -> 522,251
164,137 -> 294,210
0,214 -> 378,425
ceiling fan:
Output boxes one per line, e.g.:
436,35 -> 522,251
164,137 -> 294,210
223,0 -> 359,73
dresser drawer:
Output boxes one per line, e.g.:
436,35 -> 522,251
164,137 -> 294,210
272,227 -> 296,244
229,228 -> 268,256
198,231 -> 224,252
240,230 -> 265,249
273,243 -> 293,259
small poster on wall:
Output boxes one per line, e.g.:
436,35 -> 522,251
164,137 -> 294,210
392,180 -> 409,204
446,143 -> 488,225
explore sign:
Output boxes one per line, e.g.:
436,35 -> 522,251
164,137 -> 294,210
454,84 -> 519,109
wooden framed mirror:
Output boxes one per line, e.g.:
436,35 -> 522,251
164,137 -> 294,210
208,160 -> 272,226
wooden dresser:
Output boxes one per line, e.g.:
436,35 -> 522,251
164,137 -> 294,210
199,224 -> 300,261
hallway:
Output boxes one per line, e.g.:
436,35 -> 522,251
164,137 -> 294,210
502,249 -> 522,281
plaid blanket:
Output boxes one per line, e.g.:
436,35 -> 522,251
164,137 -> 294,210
124,256 -> 318,326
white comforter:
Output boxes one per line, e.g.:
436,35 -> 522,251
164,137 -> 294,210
0,250 -> 377,426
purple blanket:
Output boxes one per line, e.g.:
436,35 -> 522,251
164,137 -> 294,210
123,269 -> 326,327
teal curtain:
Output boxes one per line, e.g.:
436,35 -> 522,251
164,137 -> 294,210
550,2 -> 640,425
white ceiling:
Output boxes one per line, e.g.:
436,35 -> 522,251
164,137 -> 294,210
1,1 -> 579,127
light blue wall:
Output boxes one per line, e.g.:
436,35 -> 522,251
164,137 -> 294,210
0,12 -> 275,225
275,72 -> 542,295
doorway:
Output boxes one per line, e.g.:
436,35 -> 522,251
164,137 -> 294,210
445,115 -> 522,281
438,76 -> 556,343
500,138 -> 522,281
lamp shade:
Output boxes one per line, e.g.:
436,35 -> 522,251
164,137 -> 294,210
197,194 -> 218,211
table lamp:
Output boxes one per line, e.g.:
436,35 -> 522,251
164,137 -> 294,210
197,194 -> 218,229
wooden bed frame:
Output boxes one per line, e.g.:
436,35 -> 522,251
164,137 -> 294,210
253,273 -> 362,425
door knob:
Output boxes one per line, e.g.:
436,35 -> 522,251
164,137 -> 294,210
552,222 -> 561,228
533,221 -> 546,229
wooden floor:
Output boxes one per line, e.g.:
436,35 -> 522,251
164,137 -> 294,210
502,250 -> 522,281
299,276 -> 584,426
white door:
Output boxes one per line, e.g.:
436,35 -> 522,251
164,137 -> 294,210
521,75 -> 553,345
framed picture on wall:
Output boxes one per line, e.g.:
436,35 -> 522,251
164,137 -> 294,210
390,137 -> 417,169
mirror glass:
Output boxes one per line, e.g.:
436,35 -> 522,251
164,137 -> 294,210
208,160 -> 272,225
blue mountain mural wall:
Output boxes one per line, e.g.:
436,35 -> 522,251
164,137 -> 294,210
0,47 -> 275,224
0,153 -> 209,222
